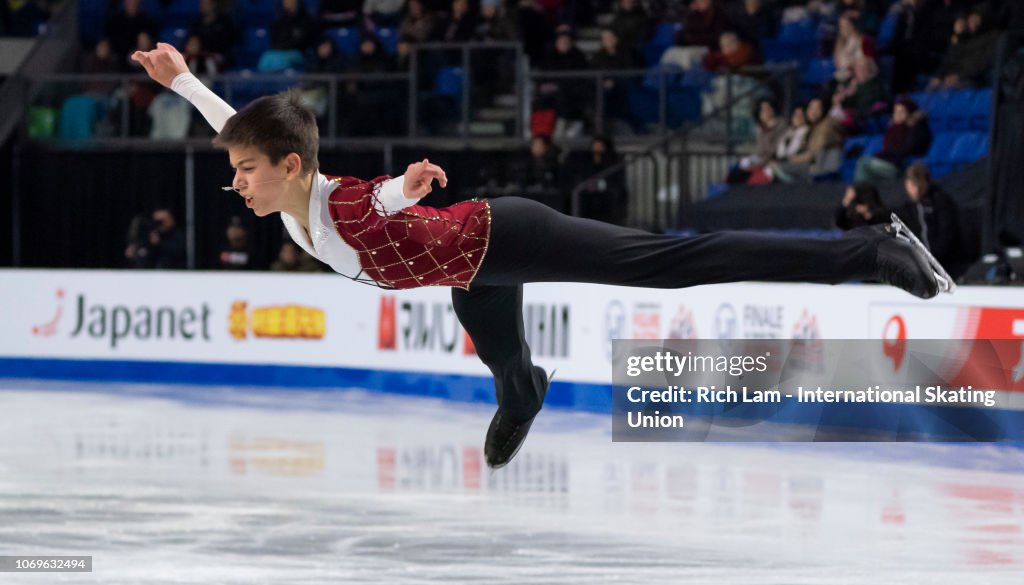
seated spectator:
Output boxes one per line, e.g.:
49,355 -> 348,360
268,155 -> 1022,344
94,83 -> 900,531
435,0 -> 478,42
836,0 -> 886,36
830,56 -> 889,132
474,0 -> 516,41
271,242 -> 322,272
526,134 -> 562,191
307,36 -> 346,72
609,0 -> 650,52
727,99 -> 787,185
667,0 -> 728,70
318,0 -> 363,28
78,38 -> 122,95
183,35 -> 224,76
891,162 -> 959,267
398,0 -> 435,43
775,104 -> 810,163
770,97 -> 843,182
574,133 -> 627,222
536,25 -> 589,137
854,98 -> 931,183
927,10 -> 1000,91
217,217 -> 257,270
270,0 -> 318,52
833,12 -> 875,84
105,0 -> 157,63
364,0 -> 404,27
126,31 -> 160,135
702,31 -> 760,73
835,181 -> 886,229
190,0 -> 237,64
727,0 -> 778,48
591,28 -> 638,126
348,34 -> 394,73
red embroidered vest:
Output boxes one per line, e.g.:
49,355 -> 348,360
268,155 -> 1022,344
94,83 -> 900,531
326,175 -> 491,289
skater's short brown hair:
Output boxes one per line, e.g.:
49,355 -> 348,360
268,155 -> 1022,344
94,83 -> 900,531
213,91 -> 319,175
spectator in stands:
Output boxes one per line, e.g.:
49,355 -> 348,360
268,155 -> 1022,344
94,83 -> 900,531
398,0 -> 435,43
835,181 -> 886,229
609,0 -> 650,52
836,0 -> 886,35
775,104 -> 810,164
270,241 -> 322,271
318,0 -> 364,28
516,0 -> 554,65
727,0 -> 778,48
307,36 -> 346,72
728,99 -> 787,185
365,0 -> 405,27
474,0 -> 516,41
270,0 -> 318,52
575,133 -> 627,222
435,0 -> 478,42
526,134 -> 563,191
892,161 -> 959,267
702,30 -> 759,73
854,97 -> 932,183
348,33 -> 394,73
833,12 -> 875,84
190,0 -> 237,65
217,217 -> 257,270
341,35 -> 399,135
536,25 -> 589,137
105,0 -> 157,62
183,35 -> 224,76
150,209 -> 187,269
770,97 -> 843,182
887,0 -> 959,93
126,31 -> 160,135
927,9 -> 1000,91
830,56 -> 889,132
79,38 -> 122,95
678,0 -> 728,51
591,28 -> 637,126
394,34 -> 413,69
124,213 -> 156,269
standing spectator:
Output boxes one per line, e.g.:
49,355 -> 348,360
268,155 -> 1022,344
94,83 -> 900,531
270,0 -> 318,52
398,0 -> 435,43
891,162 -> 959,267
609,0 -> 650,52
537,25 -> 590,137
217,217 -> 257,270
833,12 -> 875,84
854,98 -> 932,183
591,28 -> 637,126
575,134 -> 627,223
728,0 -> 778,48
105,0 -> 157,62
835,182 -> 886,229
190,0 -> 237,64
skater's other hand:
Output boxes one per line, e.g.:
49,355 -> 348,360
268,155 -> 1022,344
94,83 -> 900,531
131,43 -> 189,89
403,159 -> 448,200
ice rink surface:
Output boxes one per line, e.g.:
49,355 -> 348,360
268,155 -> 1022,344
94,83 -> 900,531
1,379 -> 1023,584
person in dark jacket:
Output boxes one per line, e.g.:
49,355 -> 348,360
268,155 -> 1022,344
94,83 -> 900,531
854,98 -> 932,183
890,161 -> 959,267
835,181 -> 887,229
269,0 -> 318,52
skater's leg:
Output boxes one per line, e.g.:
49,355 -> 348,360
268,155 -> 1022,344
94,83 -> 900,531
451,284 -> 547,420
476,197 -> 877,288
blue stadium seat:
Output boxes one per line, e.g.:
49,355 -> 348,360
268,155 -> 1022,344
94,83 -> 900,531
643,22 -> 681,65
778,19 -> 817,42
949,132 -> 989,163
877,10 -> 899,48
377,27 -> 398,55
922,132 -> 964,178
434,66 -> 463,98
161,0 -> 200,28
158,26 -> 189,47
326,27 -> 361,57
236,27 -> 269,68
236,0 -> 276,27
969,88 -> 992,131
802,58 -> 835,85
943,90 -> 974,131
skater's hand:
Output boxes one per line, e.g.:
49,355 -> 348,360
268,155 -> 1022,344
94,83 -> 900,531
131,43 -> 189,89
403,159 -> 448,200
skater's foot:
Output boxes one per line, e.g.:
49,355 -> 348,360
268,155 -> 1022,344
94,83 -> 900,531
484,367 -> 553,469
871,214 -> 953,299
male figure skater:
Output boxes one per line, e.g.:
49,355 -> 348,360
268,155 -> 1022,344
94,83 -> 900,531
132,44 -> 953,469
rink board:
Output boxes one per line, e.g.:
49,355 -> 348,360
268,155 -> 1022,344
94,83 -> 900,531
1,269 -> 1023,439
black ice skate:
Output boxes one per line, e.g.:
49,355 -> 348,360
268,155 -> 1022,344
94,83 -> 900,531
873,213 -> 955,299
484,368 -> 554,469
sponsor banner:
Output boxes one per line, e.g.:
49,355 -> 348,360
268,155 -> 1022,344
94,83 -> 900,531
2,270 -> 1023,386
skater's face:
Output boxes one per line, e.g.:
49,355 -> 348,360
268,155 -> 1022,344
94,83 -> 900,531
227,145 -> 298,217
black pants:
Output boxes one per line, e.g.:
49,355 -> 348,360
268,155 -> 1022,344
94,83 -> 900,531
452,197 -> 878,419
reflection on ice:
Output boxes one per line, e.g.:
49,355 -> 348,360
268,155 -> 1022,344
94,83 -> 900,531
0,380 -> 1022,584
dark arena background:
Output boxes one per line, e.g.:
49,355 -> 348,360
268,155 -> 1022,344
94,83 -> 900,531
1,0 -> 1023,583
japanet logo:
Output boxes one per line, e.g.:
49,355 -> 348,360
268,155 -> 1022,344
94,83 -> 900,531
228,301 -> 325,341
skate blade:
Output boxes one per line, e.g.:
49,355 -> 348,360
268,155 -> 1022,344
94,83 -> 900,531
889,213 -> 957,294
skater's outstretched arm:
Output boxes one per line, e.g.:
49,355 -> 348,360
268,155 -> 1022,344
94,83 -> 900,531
132,43 -> 235,132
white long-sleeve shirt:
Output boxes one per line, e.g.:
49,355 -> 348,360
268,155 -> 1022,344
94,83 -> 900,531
169,73 -> 414,277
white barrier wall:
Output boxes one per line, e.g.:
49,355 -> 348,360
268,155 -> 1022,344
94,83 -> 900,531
1,269 -> 1023,385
